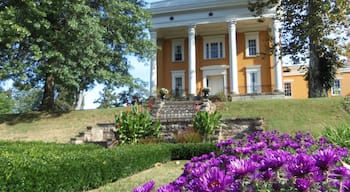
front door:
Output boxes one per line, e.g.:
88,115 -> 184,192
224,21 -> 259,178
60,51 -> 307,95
207,75 -> 224,95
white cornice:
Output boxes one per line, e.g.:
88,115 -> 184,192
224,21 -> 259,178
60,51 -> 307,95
150,0 -> 248,15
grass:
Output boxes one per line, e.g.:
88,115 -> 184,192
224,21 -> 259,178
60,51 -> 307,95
88,160 -> 187,192
0,108 -> 122,142
217,97 -> 350,137
0,97 -> 349,142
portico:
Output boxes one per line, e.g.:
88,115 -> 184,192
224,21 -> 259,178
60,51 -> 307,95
149,0 -> 283,97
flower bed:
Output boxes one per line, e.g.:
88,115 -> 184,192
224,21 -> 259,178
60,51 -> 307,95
134,131 -> 350,192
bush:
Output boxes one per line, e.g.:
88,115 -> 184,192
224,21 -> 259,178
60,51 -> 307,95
192,111 -> 222,142
170,143 -> 218,160
323,124 -> 350,149
0,141 -> 216,191
115,104 -> 160,144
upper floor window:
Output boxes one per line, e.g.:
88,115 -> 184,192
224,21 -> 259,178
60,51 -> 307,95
245,32 -> 260,57
331,79 -> 341,96
172,39 -> 184,62
203,36 -> 225,60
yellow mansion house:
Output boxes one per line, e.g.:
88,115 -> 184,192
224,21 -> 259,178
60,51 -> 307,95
148,0 -> 350,99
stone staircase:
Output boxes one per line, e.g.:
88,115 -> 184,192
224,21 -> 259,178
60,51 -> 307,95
70,123 -> 117,148
150,100 -> 199,122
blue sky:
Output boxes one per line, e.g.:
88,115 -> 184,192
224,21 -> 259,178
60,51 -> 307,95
83,0 -> 160,109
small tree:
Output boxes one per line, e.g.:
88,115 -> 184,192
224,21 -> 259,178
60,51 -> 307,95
192,111 -> 222,142
115,104 -> 160,144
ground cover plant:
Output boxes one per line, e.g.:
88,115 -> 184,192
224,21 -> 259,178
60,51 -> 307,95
134,131 -> 350,191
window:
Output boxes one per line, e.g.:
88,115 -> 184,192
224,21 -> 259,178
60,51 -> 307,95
246,65 -> 261,94
172,39 -> 184,62
331,79 -> 341,96
203,36 -> 225,60
245,32 -> 260,57
172,70 -> 185,96
284,82 -> 292,97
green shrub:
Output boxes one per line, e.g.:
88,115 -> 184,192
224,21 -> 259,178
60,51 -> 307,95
115,104 -> 160,144
0,141 -> 219,191
170,143 -> 218,160
323,124 -> 350,149
192,111 -> 222,142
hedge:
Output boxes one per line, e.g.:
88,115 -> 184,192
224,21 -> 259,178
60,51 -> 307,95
0,141 -> 214,192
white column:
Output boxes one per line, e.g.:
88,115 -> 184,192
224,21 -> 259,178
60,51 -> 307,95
150,31 -> 157,97
273,18 -> 283,92
228,20 -> 239,94
188,24 -> 197,96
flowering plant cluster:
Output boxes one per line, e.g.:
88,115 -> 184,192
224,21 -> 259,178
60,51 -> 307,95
159,88 -> 169,95
202,87 -> 211,93
133,131 -> 350,192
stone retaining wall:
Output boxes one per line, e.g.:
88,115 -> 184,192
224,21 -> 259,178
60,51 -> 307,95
160,117 -> 264,142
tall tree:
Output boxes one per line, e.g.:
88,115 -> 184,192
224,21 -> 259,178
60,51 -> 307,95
0,0 -> 154,111
249,0 -> 350,97
0,89 -> 14,114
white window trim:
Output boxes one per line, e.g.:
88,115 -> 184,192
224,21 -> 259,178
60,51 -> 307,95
172,39 -> 184,62
245,32 -> 260,57
201,65 -> 229,95
246,65 -> 261,94
331,78 -> 342,96
171,70 -> 185,96
283,80 -> 293,97
203,35 -> 226,60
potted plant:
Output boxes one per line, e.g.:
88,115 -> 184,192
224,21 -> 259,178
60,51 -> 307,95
159,88 -> 168,99
202,87 -> 210,98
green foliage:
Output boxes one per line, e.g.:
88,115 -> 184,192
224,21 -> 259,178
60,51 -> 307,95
11,88 -> 42,113
169,143 -> 218,160
0,91 -> 14,114
116,104 -> 160,144
192,111 -> 222,142
0,0 -> 154,111
0,141 -> 218,191
248,0 -> 349,97
323,124 -> 350,149
94,86 -> 118,109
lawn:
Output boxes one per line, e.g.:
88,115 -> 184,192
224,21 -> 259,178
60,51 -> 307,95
89,160 -> 187,192
0,97 -> 349,142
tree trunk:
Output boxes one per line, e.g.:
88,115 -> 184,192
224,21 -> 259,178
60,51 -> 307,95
308,40 -> 328,98
307,0 -> 328,98
74,90 -> 84,110
40,73 -> 55,111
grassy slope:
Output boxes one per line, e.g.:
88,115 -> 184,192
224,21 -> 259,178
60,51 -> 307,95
89,160 -> 187,192
0,108 -> 122,143
219,97 -> 350,137
0,97 -> 349,142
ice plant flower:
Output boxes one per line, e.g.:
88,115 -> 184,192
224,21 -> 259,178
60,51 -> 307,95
287,153 -> 316,178
133,180 -> 155,192
295,178 -> 311,192
314,147 -> 341,171
198,167 -> 232,192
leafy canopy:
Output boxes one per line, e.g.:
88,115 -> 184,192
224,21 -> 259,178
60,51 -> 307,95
249,0 -> 350,97
0,0 -> 154,110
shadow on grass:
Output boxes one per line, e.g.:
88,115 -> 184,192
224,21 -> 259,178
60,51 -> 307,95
0,111 -> 67,126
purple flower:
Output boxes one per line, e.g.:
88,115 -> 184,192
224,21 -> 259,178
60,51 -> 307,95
260,149 -> 290,171
198,167 -> 232,192
295,178 -> 311,192
157,183 -> 180,192
313,148 -> 341,171
226,158 -> 258,177
287,153 -> 316,178
133,180 -> 155,192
